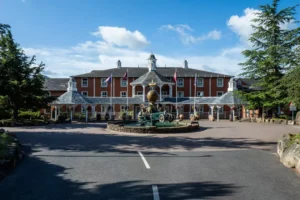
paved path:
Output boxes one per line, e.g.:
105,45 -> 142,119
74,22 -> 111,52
0,121 -> 299,199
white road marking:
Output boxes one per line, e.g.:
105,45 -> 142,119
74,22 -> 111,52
138,151 -> 150,169
152,185 -> 160,200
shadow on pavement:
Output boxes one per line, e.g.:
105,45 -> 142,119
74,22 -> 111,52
0,155 -> 239,200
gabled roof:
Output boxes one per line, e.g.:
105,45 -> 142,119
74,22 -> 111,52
44,78 -> 69,91
73,67 -> 233,78
130,71 -> 174,86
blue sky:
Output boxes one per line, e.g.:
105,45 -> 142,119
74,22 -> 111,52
1,0 -> 299,77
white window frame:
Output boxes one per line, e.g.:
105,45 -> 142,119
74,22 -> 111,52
120,105 -> 127,112
101,91 -> 108,97
137,91 -> 143,95
121,79 -> 127,87
197,78 -> 204,87
101,105 -> 106,113
177,78 -> 184,87
217,78 -> 224,87
101,78 -> 107,87
217,91 -> 224,97
199,105 -> 204,113
81,78 -> 88,87
218,106 -> 224,114
81,91 -> 88,97
197,91 -> 204,97
178,91 -> 184,97
121,91 -> 127,97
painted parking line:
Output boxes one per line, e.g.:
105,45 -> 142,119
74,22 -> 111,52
138,151 -> 150,169
152,185 -> 160,200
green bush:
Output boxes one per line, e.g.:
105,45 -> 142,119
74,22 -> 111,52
74,113 -> 86,120
18,110 -> 40,119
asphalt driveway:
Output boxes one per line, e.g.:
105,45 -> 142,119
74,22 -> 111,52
0,121 -> 299,200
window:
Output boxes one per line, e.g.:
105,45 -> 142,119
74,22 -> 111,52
197,91 -> 204,97
217,78 -> 224,87
137,91 -> 143,95
162,91 -> 168,95
101,91 -> 108,97
121,79 -> 127,87
199,105 -> 204,113
120,105 -> 127,112
218,106 -> 224,113
101,105 -> 106,113
81,105 -> 87,113
177,78 -> 184,87
81,91 -> 88,96
197,78 -> 204,87
217,91 -> 224,97
101,78 -> 107,87
82,78 -> 88,87
121,91 -> 127,97
178,91 -> 184,97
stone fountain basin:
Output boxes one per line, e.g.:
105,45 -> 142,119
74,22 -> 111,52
107,121 -> 199,134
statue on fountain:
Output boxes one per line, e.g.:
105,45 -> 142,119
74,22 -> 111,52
138,80 -> 175,126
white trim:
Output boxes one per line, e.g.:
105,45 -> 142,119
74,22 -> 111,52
101,78 -> 107,87
197,78 -> 204,87
217,78 -> 224,87
120,78 -> 127,87
196,91 -> 204,97
177,78 -> 184,87
120,91 -> 127,97
178,91 -> 184,97
101,91 -> 108,97
81,78 -> 88,87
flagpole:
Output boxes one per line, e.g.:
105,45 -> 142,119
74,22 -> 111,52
111,73 -> 113,118
126,69 -> 129,116
176,70 -> 178,119
194,74 -> 197,114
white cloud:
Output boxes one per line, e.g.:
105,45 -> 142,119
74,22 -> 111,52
92,26 -> 149,49
160,24 -> 221,45
227,8 -> 259,44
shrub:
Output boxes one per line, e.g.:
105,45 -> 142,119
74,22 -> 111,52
57,115 -> 66,123
18,110 -> 40,119
0,109 -> 11,120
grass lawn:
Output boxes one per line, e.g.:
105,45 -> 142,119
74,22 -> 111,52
288,134 -> 300,147
0,133 -> 15,160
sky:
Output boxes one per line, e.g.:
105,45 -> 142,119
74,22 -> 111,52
1,0 -> 299,77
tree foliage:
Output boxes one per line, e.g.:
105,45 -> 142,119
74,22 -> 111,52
0,24 -> 54,119
239,0 -> 300,109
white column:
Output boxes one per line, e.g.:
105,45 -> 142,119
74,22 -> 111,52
54,106 -> 57,121
233,108 -> 235,121
132,85 -> 136,97
91,105 -> 96,117
210,105 -> 214,116
70,107 -> 73,122
217,105 -> 221,122
142,85 -> 146,102
57,106 -> 61,118
85,105 -> 88,122
168,84 -> 173,97
159,85 -> 162,101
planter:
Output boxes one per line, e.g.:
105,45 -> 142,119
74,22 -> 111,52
288,120 -> 295,125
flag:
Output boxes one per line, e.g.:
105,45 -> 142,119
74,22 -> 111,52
194,74 -> 197,86
122,71 -> 128,80
173,70 -> 177,82
105,73 -> 112,83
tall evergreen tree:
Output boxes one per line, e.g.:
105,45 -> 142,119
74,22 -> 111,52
0,24 -> 54,119
239,0 -> 300,111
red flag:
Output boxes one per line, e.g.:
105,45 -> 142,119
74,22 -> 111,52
122,71 -> 128,80
173,70 -> 177,82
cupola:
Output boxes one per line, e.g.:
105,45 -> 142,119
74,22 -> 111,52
148,53 -> 157,72
67,77 -> 77,92
228,78 -> 237,91
117,60 -> 122,69
183,60 -> 188,68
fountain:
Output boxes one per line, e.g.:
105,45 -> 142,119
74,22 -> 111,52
107,80 -> 199,134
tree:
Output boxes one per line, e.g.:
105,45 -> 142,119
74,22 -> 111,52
0,24 -> 55,119
239,0 -> 300,111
